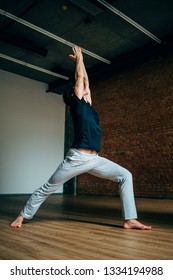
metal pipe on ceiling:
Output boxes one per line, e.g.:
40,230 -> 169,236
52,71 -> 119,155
97,0 -> 162,44
0,9 -> 110,64
0,53 -> 69,80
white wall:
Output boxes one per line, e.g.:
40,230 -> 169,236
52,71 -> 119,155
0,70 -> 65,194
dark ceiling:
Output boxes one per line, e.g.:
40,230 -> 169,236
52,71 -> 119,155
0,0 -> 173,94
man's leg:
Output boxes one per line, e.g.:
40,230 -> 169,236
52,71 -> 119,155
10,149 -> 95,228
10,182 -> 66,228
10,179 -> 64,228
11,150 -> 80,228
88,155 -> 151,229
10,168 -> 73,227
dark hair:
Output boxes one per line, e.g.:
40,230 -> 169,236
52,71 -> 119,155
63,85 -> 74,106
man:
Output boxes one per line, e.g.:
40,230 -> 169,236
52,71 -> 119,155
11,46 -> 151,230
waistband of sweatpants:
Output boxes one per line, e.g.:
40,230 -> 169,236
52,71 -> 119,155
70,148 -> 98,156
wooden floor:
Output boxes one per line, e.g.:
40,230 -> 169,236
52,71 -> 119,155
0,195 -> 173,260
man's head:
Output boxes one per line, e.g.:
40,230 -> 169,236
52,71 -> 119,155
63,85 -> 74,106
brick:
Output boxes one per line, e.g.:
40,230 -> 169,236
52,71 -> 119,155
77,53 -> 173,199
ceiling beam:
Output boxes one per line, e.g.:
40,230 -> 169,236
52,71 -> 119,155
0,8 -> 110,64
0,54 -> 69,80
48,33 -> 173,94
69,0 -> 103,16
97,0 -> 162,44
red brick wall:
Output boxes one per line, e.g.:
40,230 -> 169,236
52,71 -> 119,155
77,54 -> 173,198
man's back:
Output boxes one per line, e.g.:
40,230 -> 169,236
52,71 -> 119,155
70,94 -> 101,152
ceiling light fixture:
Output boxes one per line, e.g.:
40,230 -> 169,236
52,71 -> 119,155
97,0 -> 162,44
0,9 -> 110,64
0,53 -> 69,80
61,4 -> 69,11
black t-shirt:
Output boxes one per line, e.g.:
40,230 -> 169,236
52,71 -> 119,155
69,94 -> 101,152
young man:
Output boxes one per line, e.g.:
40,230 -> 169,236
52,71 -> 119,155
11,46 -> 151,230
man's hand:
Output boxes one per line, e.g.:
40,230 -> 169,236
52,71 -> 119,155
69,46 -> 82,61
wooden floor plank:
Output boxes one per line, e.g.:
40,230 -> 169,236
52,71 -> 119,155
0,195 -> 172,260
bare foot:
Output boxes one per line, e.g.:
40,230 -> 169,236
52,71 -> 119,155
123,219 -> 151,230
10,214 -> 24,228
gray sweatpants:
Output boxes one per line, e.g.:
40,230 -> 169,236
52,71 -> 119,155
20,148 -> 137,220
